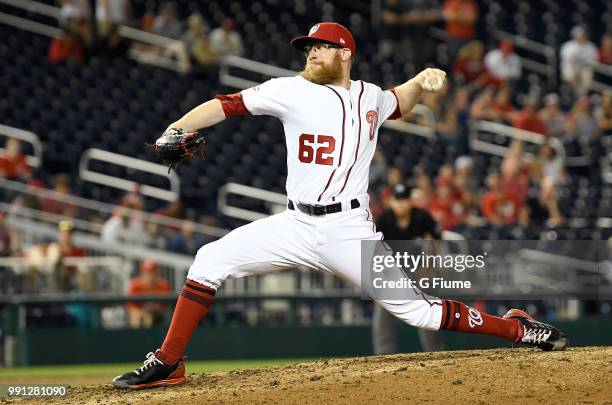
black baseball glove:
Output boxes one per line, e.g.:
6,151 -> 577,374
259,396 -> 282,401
148,128 -> 206,172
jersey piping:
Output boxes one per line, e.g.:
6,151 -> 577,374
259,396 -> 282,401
317,85 -> 346,202
334,80 -> 364,199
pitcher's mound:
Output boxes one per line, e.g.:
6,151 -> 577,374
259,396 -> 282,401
44,346 -> 612,405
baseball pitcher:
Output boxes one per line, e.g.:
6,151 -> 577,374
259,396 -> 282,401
113,22 -> 568,390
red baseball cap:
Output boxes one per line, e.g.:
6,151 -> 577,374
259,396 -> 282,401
291,22 -> 356,56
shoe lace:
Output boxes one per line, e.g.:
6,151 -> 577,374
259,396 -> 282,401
522,320 -> 553,344
135,352 -> 164,375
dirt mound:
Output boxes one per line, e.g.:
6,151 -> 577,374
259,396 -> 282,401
17,346 -> 612,405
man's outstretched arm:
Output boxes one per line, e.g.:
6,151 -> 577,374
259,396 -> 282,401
393,68 -> 446,116
167,99 -> 227,130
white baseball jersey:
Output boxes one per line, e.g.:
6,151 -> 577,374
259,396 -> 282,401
191,75 -> 444,332
240,76 -> 401,204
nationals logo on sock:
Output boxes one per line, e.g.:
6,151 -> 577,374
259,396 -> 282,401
468,307 -> 483,328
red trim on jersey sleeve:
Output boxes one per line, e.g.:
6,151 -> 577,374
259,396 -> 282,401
214,93 -> 252,117
387,88 -> 402,120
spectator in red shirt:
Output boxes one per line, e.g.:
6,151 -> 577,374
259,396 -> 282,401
127,259 -> 171,328
0,138 -> 31,181
428,184 -> 464,230
131,1 -> 160,55
501,140 -> 530,208
513,96 -> 548,137
480,172 -> 521,225
435,164 -> 463,201
443,0 -> 479,62
435,164 -> 454,187
51,220 -> 86,260
47,31 -> 85,63
599,33 -> 612,65
140,1 -> 156,32
452,41 -> 488,86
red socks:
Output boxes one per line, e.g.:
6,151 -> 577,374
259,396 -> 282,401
158,279 -> 216,364
157,287 -> 521,363
440,300 -> 522,343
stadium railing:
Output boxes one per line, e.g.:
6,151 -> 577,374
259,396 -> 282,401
0,176 -> 227,292
4,214 -> 194,291
0,7 -> 60,37
590,62 -> 612,93
0,176 -> 228,239
494,29 -> 611,93
429,26 -> 558,89
0,256 -> 127,293
469,119 -> 568,162
79,148 -> 180,203
8,221 -> 320,298
218,182 -> 286,222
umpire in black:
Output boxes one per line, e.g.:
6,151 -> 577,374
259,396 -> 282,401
372,183 -> 444,354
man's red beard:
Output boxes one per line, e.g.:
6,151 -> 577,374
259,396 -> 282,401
299,52 -> 343,85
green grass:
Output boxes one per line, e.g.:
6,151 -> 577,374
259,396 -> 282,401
0,358 -> 316,384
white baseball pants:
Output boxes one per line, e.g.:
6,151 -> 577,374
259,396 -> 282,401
187,201 -> 443,330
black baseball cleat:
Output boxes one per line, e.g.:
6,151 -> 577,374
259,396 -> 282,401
503,309 -> 569,351
112,350 -> 186,390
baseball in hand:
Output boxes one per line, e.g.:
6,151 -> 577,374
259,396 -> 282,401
416,68 -> 446,92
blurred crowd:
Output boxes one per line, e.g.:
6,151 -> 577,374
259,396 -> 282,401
371,0 -> 612,231
49,0 -> 244,75
382,0 -> 612,96
367,82 -> 612,230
